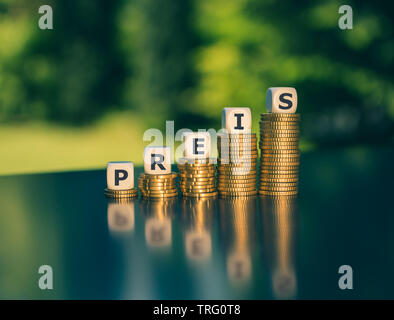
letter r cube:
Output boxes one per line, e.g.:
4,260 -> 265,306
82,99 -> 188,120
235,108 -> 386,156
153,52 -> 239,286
222,108 -> 252,133
266,87 -> 298,113
143,146 -> 171,174
183,132 -> 210,159
107,161 -> 134,190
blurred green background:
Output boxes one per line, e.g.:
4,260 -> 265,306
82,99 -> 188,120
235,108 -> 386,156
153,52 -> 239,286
0,0 -> 393,175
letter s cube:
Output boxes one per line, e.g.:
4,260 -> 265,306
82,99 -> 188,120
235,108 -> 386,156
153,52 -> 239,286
143,146 -> 171,174
107,161 -> 134,190
222,108 -> 252,133
266,87 -> 298,113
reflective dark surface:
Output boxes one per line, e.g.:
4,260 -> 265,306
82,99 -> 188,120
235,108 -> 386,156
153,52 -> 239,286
0,146 -> 393,299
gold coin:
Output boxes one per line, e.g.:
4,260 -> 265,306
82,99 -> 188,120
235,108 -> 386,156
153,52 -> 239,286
260,177 -> 299,183
179,173 -> 216,179
104,189 -> 138,198
260,149 -> 299,154
259,121 -> 300,127
142,194 -> 178,198
178,167 -> 216,172
218,181 -> 256,186
219,190 -> 258,196
258,190 -> 298,196
139,173 -> 177,179
260,113 -> 301,119
218,178 -> 256,182
218,133 -> 257,138
104,188 -> 138,194
259,143 -> 299,148
179,177 -> 216,182
259,181 -> 298,187
140,188 -> 178,194
179,179 -> 215,185
178,157 -> 216,164
259,186 -> 298,192
181,191 -> 218,198
218,167 -> 257,172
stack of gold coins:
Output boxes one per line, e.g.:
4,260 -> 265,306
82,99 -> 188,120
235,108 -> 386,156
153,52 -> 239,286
217,133 -> 258,197
259,113 -> 300,196
138,173 -> 178,199
104,188 -> 138,199
178,158 -> 218,198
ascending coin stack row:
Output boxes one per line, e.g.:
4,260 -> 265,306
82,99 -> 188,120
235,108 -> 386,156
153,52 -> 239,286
217,132 -> 258,198
258,113 -> 300,196
178,158 -> 218,198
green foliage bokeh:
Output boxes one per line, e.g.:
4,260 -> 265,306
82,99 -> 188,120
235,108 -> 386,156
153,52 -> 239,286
0,0 -> 393,146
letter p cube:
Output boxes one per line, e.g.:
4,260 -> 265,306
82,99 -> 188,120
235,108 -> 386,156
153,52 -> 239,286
107,161 -> 134,190
144,146 -> 171,174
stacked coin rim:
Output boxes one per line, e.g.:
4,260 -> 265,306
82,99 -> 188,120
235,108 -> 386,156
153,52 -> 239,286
259,114 -> 300,196
217,133 -> 258,197
138,172 -> 178,198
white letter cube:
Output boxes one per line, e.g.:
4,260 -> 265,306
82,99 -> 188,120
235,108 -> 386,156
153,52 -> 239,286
106,161 -> 134,190
266,87 -> 297,113
143,146 -> 171,174
221,108 -> 252,133
183,132 -> 210,159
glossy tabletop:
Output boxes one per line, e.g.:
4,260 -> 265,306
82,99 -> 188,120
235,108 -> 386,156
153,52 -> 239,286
0,146 -> 393,299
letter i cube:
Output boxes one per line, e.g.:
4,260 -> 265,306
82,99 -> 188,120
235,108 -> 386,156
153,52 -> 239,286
266,87 -> 298,113
222,107 -> 252,133
143,146 -> 171,174
183,132 -> 210,159
107,161 -> 134,190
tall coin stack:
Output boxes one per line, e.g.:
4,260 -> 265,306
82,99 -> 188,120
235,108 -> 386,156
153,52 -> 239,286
258,113 -> 300,196
217,133 -> 258,197
178,158 -> 218,198
138,173 -> 178,199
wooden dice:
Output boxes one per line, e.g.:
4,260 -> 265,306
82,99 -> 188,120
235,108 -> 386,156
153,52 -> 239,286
183,132 -> 210,159
143,146 -> 171,174
266,87 -> 297,113
106,161 -> 134,190
222,107 -> 252,133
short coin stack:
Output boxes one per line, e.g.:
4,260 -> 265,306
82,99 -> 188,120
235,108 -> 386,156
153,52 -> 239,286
258,113 -> 300,196
178,158 -> 218,198
104,188 -> 138,199
138,173 -> 178,199
217,133 -> 258,197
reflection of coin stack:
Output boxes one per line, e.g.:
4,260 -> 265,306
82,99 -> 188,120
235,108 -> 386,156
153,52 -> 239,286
217,133 -> 258,197
178,158 -> 217,198
138,173 -> 178,199
218,197 -> 256,286
139,198 -> 176,249
181,197 -> 215,262
259,114 -> 300,196
260,195 -> 297,299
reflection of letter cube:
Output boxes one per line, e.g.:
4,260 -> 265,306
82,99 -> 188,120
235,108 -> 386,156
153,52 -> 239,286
183,132 -> 210,159
143,146 -> 171,174
221,108 -> 252,133
266,87 -> 297,113
145,218 -> 172,248
107,161 -> 134,190
107,201 -> 135,232
185,231 -> 212,261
